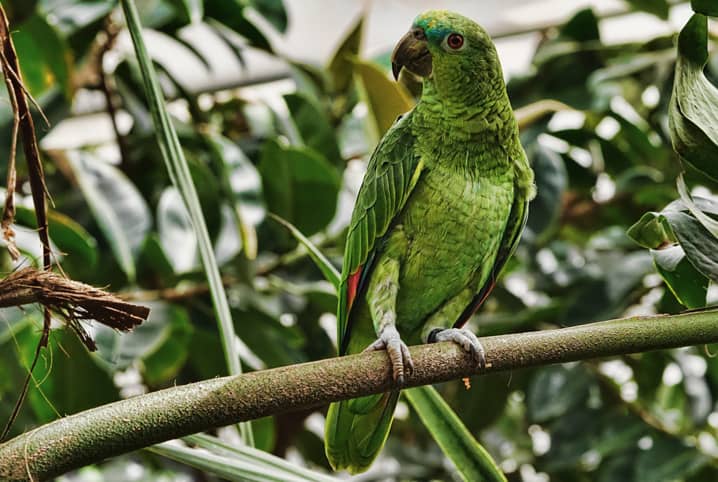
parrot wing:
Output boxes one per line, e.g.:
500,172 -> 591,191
338,114 -> 423,354
454,171 -> 530,328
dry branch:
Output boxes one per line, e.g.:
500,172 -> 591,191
0,267 -> 149,349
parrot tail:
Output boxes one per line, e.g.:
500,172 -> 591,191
325,390 -> 400,474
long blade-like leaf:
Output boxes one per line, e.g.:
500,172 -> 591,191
268,213 -> 340,290
120,0 -> 253,445
405,386 -> 507,482
183,434 -> 338,482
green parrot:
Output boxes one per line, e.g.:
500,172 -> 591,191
324,10 -> 535,473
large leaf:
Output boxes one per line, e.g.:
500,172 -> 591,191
327,15 -> 363,95
259,139 -> 340,236
691,0 -> 718,15
14,205 -> 98,269
284,92 -> 343,166
121,0 -> 253,445
12,13 -> 72,98
405,386 -> 507,482
204,0 -> 272,52
250,0 -> 287,33
625,0 -> 670,19
352,58 -> 414,140
652,244 -> 708,308
67,151 -> 151,282
94,302 -> 191,386
157,186 -> 199,273
668,14 -> 718,183
17,326 -> 119,423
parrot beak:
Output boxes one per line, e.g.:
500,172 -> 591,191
391,27 -> 432,80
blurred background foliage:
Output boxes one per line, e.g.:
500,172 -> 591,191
1,0 -> 718,480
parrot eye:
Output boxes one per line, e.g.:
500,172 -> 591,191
446,33 -> 464,50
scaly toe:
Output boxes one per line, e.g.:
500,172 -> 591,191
429,328 -> 486,369
364,326 -> 413,386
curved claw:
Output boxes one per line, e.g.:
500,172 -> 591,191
363,326 -> 414,386
428,328 -> 486,369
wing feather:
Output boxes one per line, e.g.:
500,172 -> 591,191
338,114 -> 422,352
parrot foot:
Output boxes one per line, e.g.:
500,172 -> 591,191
363,325 -> 414,386
428,328 -> 486,369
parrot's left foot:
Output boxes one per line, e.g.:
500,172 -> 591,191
428,328 -> 486,368
364,325 -> 414,386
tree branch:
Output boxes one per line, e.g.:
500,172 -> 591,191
2,310 -> 718,480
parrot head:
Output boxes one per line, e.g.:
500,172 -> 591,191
391,10 -> 500,93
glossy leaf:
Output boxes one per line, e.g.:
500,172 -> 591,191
12,13 -> 72,98
17,326 -> 119,423
67,151 -> 151,282
14,205 -> 98,268
669,14 -> 718,183
327,15 -> 363,94
352,58 -> 413,140
405,386 -> 507,482
251,0 -> 287,33
625,0 -> 670,19
259,139 -> 340,236
652,244 -> 708,308
284,92 -> 343,166
157,186 -> 199,273
121,0 -> 253,445
691,0 -> 718,15
205,0 -> 272,52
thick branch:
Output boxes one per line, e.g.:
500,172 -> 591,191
1,310 -> 718,480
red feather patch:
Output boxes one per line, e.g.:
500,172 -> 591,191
346,266 -> 363,313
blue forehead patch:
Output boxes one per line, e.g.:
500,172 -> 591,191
413,16 -> 452,42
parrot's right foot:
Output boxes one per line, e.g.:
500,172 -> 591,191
363,325 -> 414,386
428,328 -> 486,369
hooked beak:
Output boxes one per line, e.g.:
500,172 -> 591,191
391,27 -> 432,80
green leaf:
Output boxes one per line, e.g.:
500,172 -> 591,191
157,187 -> 199,273
67,151 -> 151,282
352,58 -> 414,140
405,386 -> 507,482
691,0 -> 718,16
676,174 -> 718,238
624,0 -> 670,19
636,435 -> 709,482
121,0 -> 253,445
94,302 -> 192,386
149,434 -> 338,482
327,15 -> 363,94
284,93 -> 343,166
527,365 -> 591,422
251,0 -> 287,33
268,213 -> 340,289
259,140 -> 340,236
12,13 -> 72,98
17,326 -> 119,423
166,0 -> 203,24
14,206 -> 98,268
669,14 -> 718,183
205,132 -> 264,260
652,245 -> 708,308
525,143 -> 567,242
663,209 -> 718,283
627,211 -> 675,249
205,0 -> 272,52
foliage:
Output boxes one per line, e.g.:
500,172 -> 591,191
1,0 -> 718,481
